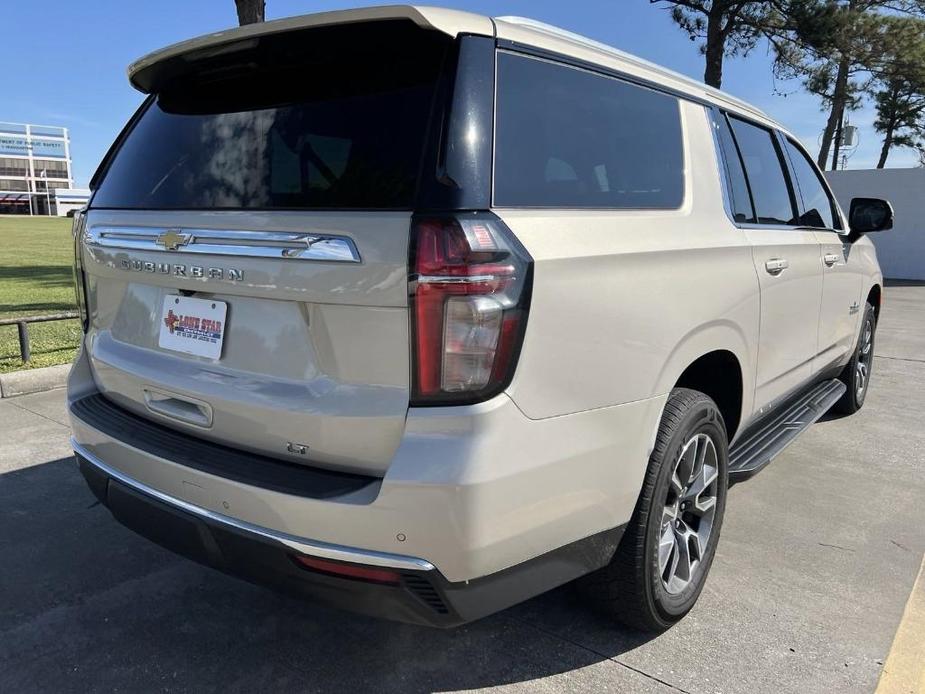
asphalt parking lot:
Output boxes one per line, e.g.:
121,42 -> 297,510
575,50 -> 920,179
1,286 -> 923,694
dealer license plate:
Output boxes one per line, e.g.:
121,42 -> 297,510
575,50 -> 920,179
158,295 -> 227,360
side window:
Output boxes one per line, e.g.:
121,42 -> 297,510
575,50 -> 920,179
712,112 -> 756,223
783,137 -> 841,229
494,52 -> 684,209
727,116 -> 797,226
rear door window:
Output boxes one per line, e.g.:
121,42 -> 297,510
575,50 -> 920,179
783,137 -> 841,229
91,21 -> 450,210
727,117 -> 797,225
494,52 -> 684,209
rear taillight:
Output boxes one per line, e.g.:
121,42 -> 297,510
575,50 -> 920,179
409,213 -> 532,405
71,209 -> 89,333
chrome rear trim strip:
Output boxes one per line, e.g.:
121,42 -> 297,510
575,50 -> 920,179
85,226 -> 361,263
72,439 -> 434,572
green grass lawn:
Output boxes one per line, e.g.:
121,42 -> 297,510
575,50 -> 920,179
0,216 -> 81,373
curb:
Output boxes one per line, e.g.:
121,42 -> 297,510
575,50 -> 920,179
0,363 -> 70,398
876,554 -> 925,693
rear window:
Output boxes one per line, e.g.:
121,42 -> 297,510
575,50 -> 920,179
92,22 -> 450,210
494,52 -> 684,209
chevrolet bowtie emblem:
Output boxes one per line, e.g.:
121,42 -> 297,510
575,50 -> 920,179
155,230 -> 192,251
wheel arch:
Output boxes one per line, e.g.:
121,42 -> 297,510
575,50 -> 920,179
654,322 -> 753,443
867,283 -> 882,321
675,350 -> 744,441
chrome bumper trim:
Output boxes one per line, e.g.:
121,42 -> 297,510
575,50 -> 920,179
71,439 -> 434,572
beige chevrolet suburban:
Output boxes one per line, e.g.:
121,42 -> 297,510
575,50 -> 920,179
68,6 -> 892,631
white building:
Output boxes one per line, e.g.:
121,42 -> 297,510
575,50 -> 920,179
826,168 -> 925,281
0,121 -> 74,215
53,188 -> 90,216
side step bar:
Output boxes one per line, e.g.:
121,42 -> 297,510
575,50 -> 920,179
728,379 -> 846,482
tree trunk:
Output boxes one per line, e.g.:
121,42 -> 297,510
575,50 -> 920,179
703,5 -> 726,88
818,57 -> 850,170
831,110 -> 843,171
234,0 -> 265,25
877,127 -> 894,169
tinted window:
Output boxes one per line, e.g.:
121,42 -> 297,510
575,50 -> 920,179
713,113 -> 755,223
728,117 -> 796,225
494,53 -> 684,209
783,138 -> 840,229
92,22 -> 449,210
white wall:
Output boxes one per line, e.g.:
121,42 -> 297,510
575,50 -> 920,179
55,200 -> 85,216
52,188 -> 90,217
826,168 -> 925,281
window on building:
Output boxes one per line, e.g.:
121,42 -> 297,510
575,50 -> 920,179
0,158 -> 29,177
33,159 -> 69,176
727,116 -> 797,225
30,140 -> 67,158
30,126 -> 66,138
0,179 -> 29,191
34,180 -> 71,191
494,52 -> 684,209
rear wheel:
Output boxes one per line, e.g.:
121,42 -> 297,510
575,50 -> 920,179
580,388 -> 728,632
834,302 -> 876,415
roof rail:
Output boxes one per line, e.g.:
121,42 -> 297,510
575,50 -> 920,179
494,15 -> 770,121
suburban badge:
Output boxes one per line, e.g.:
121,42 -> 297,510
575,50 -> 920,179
119,258 -> 243,281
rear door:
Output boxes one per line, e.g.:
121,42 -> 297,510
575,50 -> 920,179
780,136 -> 863,371
721,114 -> 824,409
80,21 -> 453,475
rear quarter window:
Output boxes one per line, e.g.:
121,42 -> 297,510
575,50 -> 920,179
493,52 -> 684,209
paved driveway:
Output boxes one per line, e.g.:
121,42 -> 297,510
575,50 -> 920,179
1,287 -> 923,693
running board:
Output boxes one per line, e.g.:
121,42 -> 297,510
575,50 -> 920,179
728,379 -> 846,482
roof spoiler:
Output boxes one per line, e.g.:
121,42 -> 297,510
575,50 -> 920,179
127,5 -> 494,93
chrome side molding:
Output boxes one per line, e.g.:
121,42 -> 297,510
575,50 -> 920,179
85,226 -> 362,263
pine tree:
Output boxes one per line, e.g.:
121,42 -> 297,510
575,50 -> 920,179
234,0 -> 265,26
651,1 -> 778,88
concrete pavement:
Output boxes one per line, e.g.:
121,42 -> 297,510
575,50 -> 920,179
0,287 -> 923,693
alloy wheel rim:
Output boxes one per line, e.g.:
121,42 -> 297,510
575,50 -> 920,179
856,318 -> 873,399
659,432 -> 719,596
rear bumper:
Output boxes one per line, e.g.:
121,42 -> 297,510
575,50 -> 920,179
68,343 -> 664,623
76,443 -> 623,627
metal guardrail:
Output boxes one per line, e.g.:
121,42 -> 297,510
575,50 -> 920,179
0,312 -> 79,363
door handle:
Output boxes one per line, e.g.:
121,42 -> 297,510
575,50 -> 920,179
823,253 -> 839,266
765,258 -> 789,275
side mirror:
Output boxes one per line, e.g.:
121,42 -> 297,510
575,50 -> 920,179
849,197 -> 893,234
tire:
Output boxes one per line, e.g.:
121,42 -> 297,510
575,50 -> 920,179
834,302 -> 876,415
579,388 -> 729,632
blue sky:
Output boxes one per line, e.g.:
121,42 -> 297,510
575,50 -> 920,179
4,0 -> 918,187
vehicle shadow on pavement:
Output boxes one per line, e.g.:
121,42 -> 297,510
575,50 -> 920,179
0,457 -> 656,692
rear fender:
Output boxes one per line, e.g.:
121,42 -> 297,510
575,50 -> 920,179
651,320 -> 754,447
